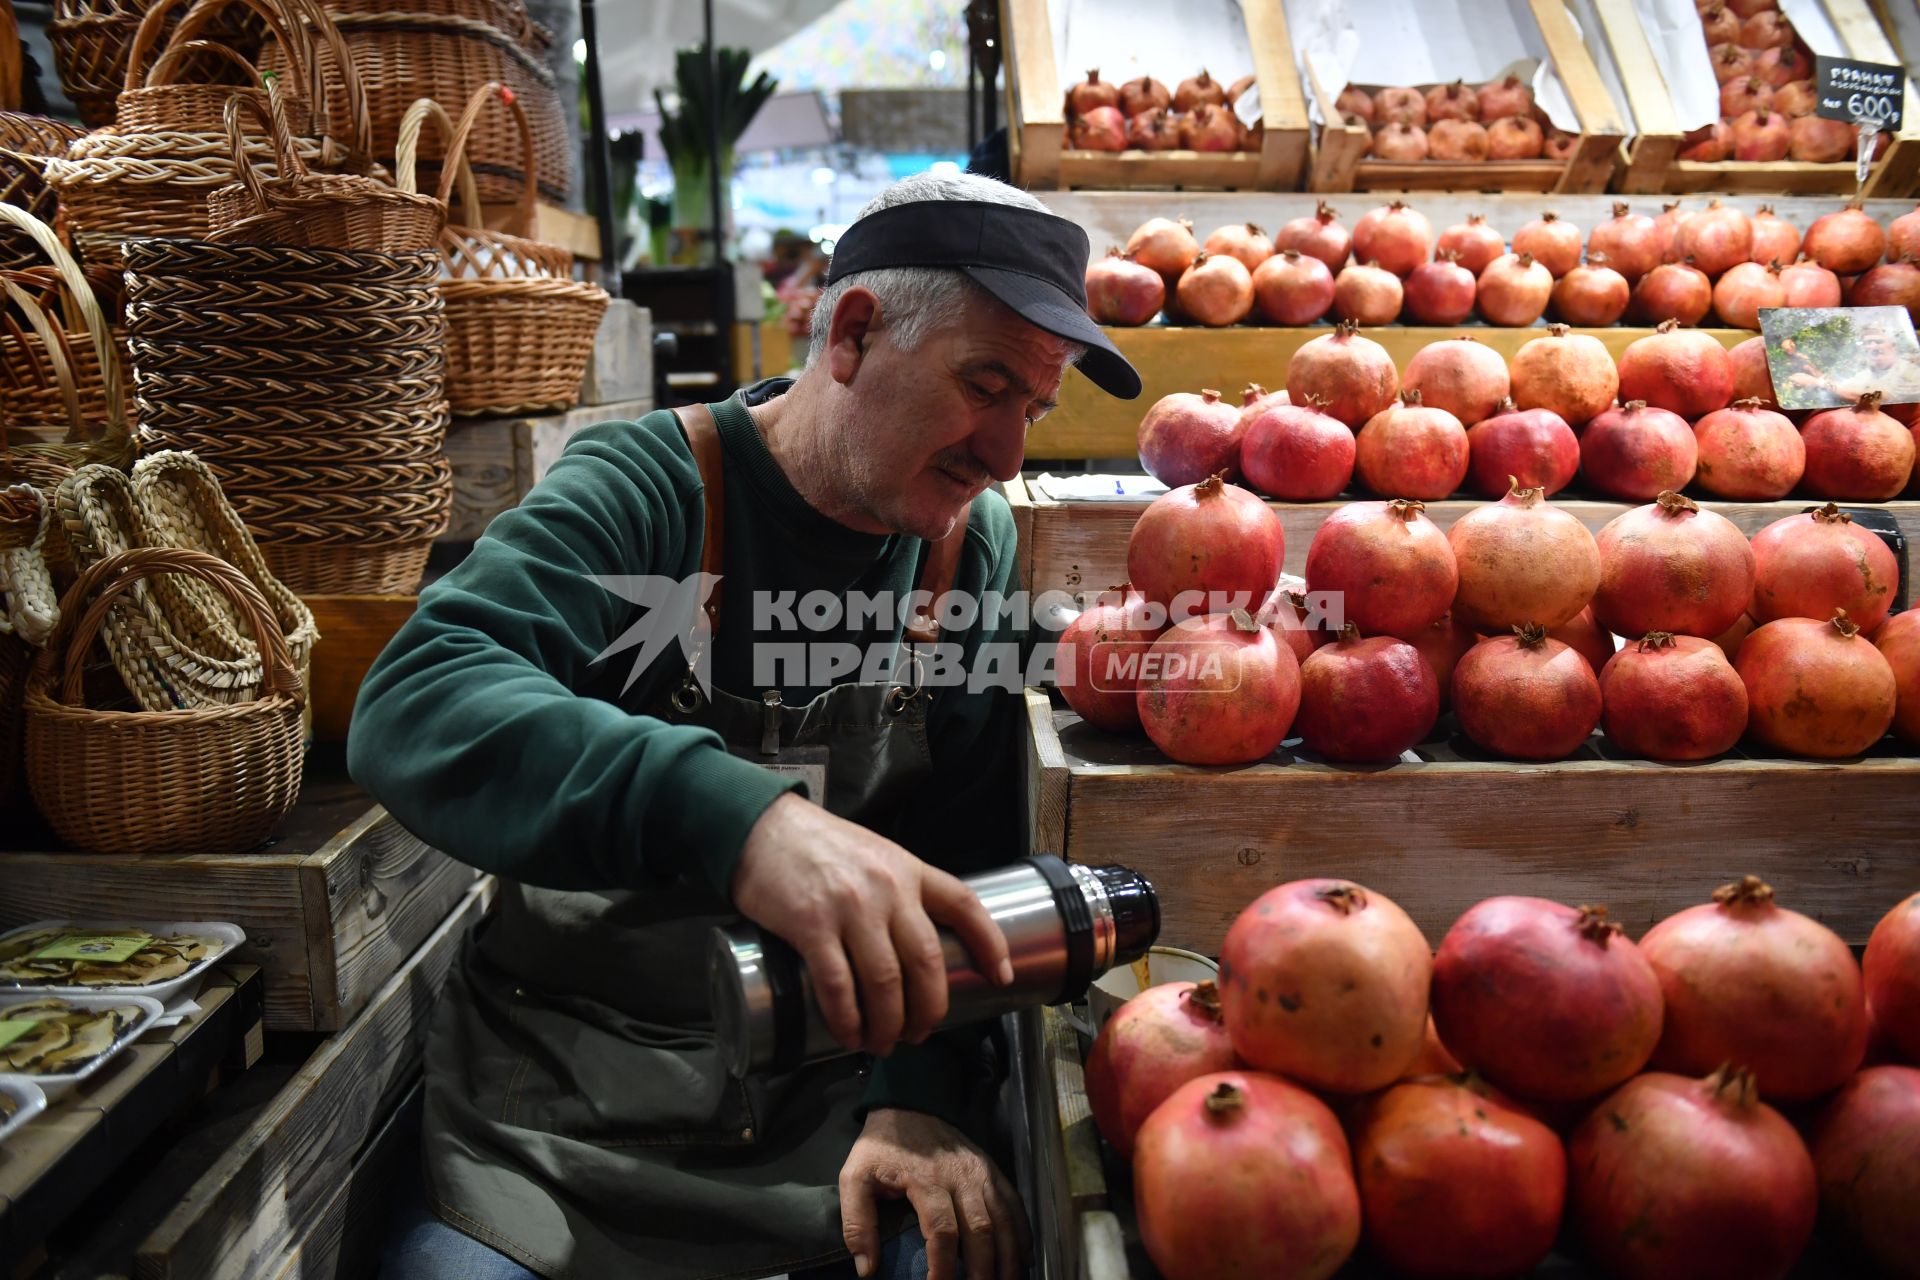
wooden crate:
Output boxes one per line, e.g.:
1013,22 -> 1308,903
305,594 -> 417,743
1603,0 -> 1920,196
443,394 -> 654,543
1001,0 -> 1310,191
1302,0 -> 1625,194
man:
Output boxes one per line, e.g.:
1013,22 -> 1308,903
349,171 -> 1140,1280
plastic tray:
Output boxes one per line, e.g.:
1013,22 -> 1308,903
0,992 -> 164,1101
0,1076 -> 48,1145
0,920 -> 245,1007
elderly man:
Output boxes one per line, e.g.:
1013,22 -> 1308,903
350,171 -> 1140,1280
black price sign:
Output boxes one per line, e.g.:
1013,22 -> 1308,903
1815,55 -> 1904,131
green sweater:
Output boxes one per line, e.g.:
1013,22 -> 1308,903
347,381 -> 1025,1128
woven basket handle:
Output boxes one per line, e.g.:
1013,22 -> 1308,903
0,277 -> 83,438
283,0 -> 373,172
441,82 -> 539,238
223,77 -> 308,216
34,545 -> 303,708
0,203 -> 126,451
394,96 -> 484,223
145,38 -> 264,90
125,0 -> 313,100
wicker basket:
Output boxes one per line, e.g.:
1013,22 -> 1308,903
398,84 -> 606,415
260,538 -> 435,596
50,0 -> 267,129
0,114 -> 89,271
114,0 -> 328,138
24,545 -> 305,855
0,484 -> 59,808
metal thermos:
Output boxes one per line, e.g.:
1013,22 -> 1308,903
708,855 -> 1159,1076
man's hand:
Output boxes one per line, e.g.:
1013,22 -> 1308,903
733,793 -> 1013,1056
840,1108 -> 1031,1280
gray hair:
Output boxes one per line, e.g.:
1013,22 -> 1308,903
806,172 -> 1085,366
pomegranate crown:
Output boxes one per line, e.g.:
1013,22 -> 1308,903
1587,250 -> 1611,267
1084,68 -> 1101,82
1810,502 -> 1852,525
1654,490 -> 1700,516
1195,471 -> 1229,497
1853,390 -> 1885,411
1386,497 -> 1427,521
1203,1081 -> 1243,1117
1334,318 -> 1361,337
1540,210 -> 1559,222
1199,387 -> 1223,403
1610,200 -> 1629,218
1504,476 -> 1544,504
1705,1063 -> 1761,1110
1228,607 -> 1259,632
1316,199 -> 1339,223
1712,875 -> 1776,909
1655,318 -> 1680,333
1510,622 -> 1549,649
1828,608 -> 1862,639
1337,620 -> 1362,644
1733,396 -> 1768,409
1547,322 -> 1571,337
1514,252 -> 1535,268
1183,980 -> 1223,1019
1400,388 -> 1424,406
1574,904 -> 1622,946
1241,381 -> 1266,403
1636,630 -> 1678,652
1316,883 -> 1369,915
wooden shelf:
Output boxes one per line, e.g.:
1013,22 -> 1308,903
444,395 -> 655,543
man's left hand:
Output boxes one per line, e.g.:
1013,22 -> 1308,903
838,1107 -> 1030,1280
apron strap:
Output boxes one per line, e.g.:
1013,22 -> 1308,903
903,502 -> 972,646
673,402 -> 726,637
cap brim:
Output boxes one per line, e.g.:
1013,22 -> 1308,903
964,265 -> 1142,400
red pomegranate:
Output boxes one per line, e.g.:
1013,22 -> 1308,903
1656,199 -> 1693,255
1801,391 -> 1917,502
1453,625 -> 1603,759
1600,631 -> 1748,760
1550,255 -> 1630,326
1391,611 -> 1478,711
1488,114 -> 1545,159
1677,120 -> 1733,161
1348,1075 -> 1567,1280
1711,44 -> 1755,85
1727,334 -> 1779,405
1295,624 -> 1439,762
1118,75 -> 1171,117
1085,248 -> 1166,326
1202,222 -> 1273,273
1591,491 -> 1753,639
1693,398 -> 1804,499
1866,891 -> 1920,1062
1742,8 -> 1795,46
1332,261 -> 1403,325
1237,381 -> 1286,422
1448,481 -> 1601,630
1354,391 -> 1470,500
1740,612 -> 1899,758
1711,259 -> 1786,329
1478,74 -> 1534,120
1673,199 -> 1753,277
1512,211 -> 1581,278
1464,400 -> 1579,496
1617,320 -> 1734,417
1580,402 -> 1699,502
1251,249 -> 1335,325
1374,86 -> 1427,127
1127,474 -> 1284,613
1336,86 -> 1375,125
1852,256 -> 1920,321
1371,121 -> 1430,162
1134,1073 -> 1360,1280
1219,880 -> 1431,1093
1285,320 -> 1399,429
1175,252 -> 1254,326
1066,68 -> 1119,114
1811,1066 -> 1920,1280
1436,214 -> 1505,275
1126,107 -> 1182,151
1780,253 -> 1843,306
1711,610 -> 1757,663
1773,78 -> 1819,116
1630,259 -> 1713,325
1731,108 -> 1792,161
1172,68 -> 1227,112
1879,610 -> 1920,744
1888,203 -> 1920,261
1476,252 -> 1553,327
1509,324 -> 1618,428
1402,254 -> 1477,325
1588,202 -> 1662,280
1137,611 -> 1301,764
1402,337 -> 1510,427
1305,499 -> 1459,639
1569,1067 -> 1817,1280
1427,118 -> 1489,162
1068,105 -> 1127,151
1265,586 -> 1337,665
1748,204 -> 1802,264
1240,397 -> 1355,501
1125,216 -> 1200,287
1351,200 -> 1434,278
1085,980 -> 1240,1159
1750,504 -> 1900,631
1057,584 -> 1164,732
1701,2 -> 1740,43
1721,74 -> 1774,117
1275,200 -> 1352,273
1432,897 -> 1663,1100
1804,201 -> 1886,275
1549,604 -> 1618,676
1424,79 -> 1480,122
1641,875 -> 1871,1097
1136,387 -> 1244,486
1791,113 -> 1857,162
1754,46 -> 1811,89
1403,1013 -> 1463,1078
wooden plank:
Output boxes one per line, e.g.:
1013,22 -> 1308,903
134,878 -> 492,1280
1242,0 -> 1310,191
1528,0 -> 1627,137
1003,0 -> 1064,190
1013,1006 -> 1076,1280
1080,1212 -> 1132,1280
1592,0 -> 1681,140
443,396 -> 655,542
1301,57 -> 1371,196
1042,1004 -> 1108,1214
481,202 -> 601,263
1057,151 -> 1273,193
265,1083 -> 421,1280
304,594 -> 416,742
1026,687 -> 1072,856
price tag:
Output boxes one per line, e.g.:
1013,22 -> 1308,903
0,1019 -> 41,1050
1815,55 -> 1904,132
32,931 -> 151,964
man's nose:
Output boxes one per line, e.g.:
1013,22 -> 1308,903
971,407 -> 1027,483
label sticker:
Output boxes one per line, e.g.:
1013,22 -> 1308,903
0,1019 -> 42,1049
32,932 -> 152,964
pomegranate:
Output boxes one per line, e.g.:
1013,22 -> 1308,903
1580,402 -> 1699,502
1426,118 -> 1488,162
1336,85 -> 1375,125
1711,43 -> 1755,85
1465,399 -> 1579,496
1720,74 -> 1774,117
1085,248 -> 1165,326
1402,253 -> 1476,325
1701,1 -> 1741,41
1478,74 -> 1534,121
1727,335 -> 1777,405
1779,254 -> 1842,307
1250,249 -> 1334,325
1175,251 -> 1254,326
1201,222 -> 1273,273
1851,255 -> 1920,320
1057,584 -> 1164,732
1294,624 -> 1439,762
1804,200 -> 1886,274
1352,200 -> 1434,279
1125,108 -> 1181,151
1750,504 -> 1899,631
1348,1075 -> 1566,1280
1136,387 -> 1244,487
1275,201 -> 1352,273
1172,68 -> 1226,112
1543,128 -> 1577,161
1711,258 -> 1785,329
1068,106 -> 1127,151
1118,75 -> 1171,118
1065,68 -> 1119,115
1549,604 -> 1619,675
1436,214 -> 1505,275
1391,611 -> 1478,711
1374,86 -> 1427,128
1591,491 -> 1753,639
1653,199 -> 1695,260
1424,79 -> 1480,123
1373,124 -> 1434,161
1739,612 -> 1898,758
1305,499 -> 1459,637
1790,113 -> 1856,163
1225,73 -> 1255,107
1748,204 -> 1802,264
1753,45 -> 1810,89
1332,261 -> 1403,325
1677,119 -> 1733,161
1569,1067 -> 1817,1280
1486,114 -> 1544,159
1177,103 -> 1240,152
1236,380 -> 1286,424
1710,610 -> 1757,663
1240,397 -> 1355,501
1265,585 -> 1338,665
1741,8 -> 1795,47
1476,252 -> 1553,326
1447,481 -> 1600,631
1085,980 -> 1239,1159
1811,1066 -> 1920,1279
1509,323 -> 1619,428
1432,897 -> 1663,1099
1642,875 -> 1871,1097
1512,211 -> 1581,278
1453,624 -> 1603,759
1285,320 -> 1399,429
1134,1073 -> 1360,1280
1125,216 -> 1200,286
1879,610 -> 1920,744
1693,398 -> 1804,499
1402,336 -> 1510,427
1127,473 -> 1284,613
1617,319 -> 1734,416
1888,202 -> 1920,261
1354,390 -> 1470,500
1600,631 -> 1748,759
1219,880 -> 1431,1093
1866,891 -> 1920,1061
1773,78 -> 1818,116
1137,610 -> 1301,764
1404,1016 -> 1463,1076
1675,198 -> 1754,276
1588,201 -> 1661,280
1550,254 -> 1630,325
1802,391 -> 1916,501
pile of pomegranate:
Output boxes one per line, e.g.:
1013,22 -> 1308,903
1687,0 -> 1884,166
1088,877 -> 1920,1280
1062,68 -> 1261,155
1337,74 -> 1579,164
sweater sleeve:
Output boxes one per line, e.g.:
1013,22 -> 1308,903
346,415 -> 800,897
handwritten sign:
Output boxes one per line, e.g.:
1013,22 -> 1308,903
1815,56 -> 1904,132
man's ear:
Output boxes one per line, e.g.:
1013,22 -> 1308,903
825,286 -> 881,385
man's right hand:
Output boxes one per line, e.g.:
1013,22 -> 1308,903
733,793 -> 1014,1056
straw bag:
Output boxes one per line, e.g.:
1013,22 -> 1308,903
0,484 -> 58,807
49,0 -> 268,128
398,83 -> 607,416
0,114 -> 89,271
25,545 -> 305,855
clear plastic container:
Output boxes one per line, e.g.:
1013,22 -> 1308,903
0,992 -> 165,1101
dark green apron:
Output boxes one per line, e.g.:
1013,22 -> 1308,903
416,404 -> 966,1280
